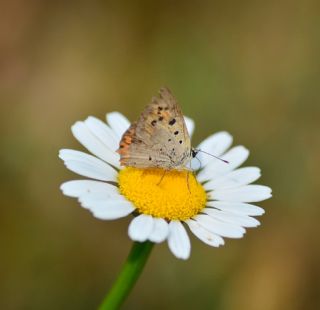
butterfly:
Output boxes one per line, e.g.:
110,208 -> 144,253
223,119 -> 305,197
117,87 -> 198,171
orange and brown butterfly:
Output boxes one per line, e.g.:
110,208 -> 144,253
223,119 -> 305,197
117,87 -> 198,170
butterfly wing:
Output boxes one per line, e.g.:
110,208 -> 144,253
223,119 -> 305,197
117,87 -> 192,169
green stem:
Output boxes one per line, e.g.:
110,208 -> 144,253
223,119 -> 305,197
98,241 -> 154,310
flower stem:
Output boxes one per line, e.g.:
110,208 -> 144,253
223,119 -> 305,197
98,241 -> 154,310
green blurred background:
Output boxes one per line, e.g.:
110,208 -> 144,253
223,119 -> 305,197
1,1 -> 319,309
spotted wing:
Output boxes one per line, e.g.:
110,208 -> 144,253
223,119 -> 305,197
117,87 -> 192,169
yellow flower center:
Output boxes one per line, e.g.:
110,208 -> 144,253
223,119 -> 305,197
118,167 -> 207,221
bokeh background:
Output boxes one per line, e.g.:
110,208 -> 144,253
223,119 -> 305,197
1,1 -> 320,309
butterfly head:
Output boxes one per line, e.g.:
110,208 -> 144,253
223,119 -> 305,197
191,148 -> 199,158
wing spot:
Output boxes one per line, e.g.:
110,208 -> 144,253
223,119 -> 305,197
151,120 -> 157,126
168,138 -> 171,142
179,140 -> 182,144
149,156 -> 152,161
158,106 -> 163,111
174,131 -> 179,135
169,118 -> 176,125
158,116 -> 163,121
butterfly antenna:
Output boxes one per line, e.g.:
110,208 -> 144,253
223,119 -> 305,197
196,149 -> 229,164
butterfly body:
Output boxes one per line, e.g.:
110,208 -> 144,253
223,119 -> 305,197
117,87 -> 195,170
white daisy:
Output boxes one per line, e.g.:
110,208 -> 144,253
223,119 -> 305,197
59,112 -> 272,260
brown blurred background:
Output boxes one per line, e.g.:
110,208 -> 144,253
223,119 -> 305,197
1,1 -> 319,309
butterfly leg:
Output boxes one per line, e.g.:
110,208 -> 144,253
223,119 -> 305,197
157,169 -> 167,186
186,171 -> 191,194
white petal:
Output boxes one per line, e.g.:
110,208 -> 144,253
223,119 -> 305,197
197,146 -> 249,182
204,167 -> 261,191
186,219 -> 224,247
106,112 -> 130,139
203,208 -> 260,228
90,200 -> 135,220
207,201 -> 265,216
148,218 -> 169,243
79,192 -> 127,209
84,116 -> 119,152
59,149 -> 117,181
128,215 -> 154,242
167,221 -> 190,260
192,132 -> 233,169
60,180 -> 119,198
211,185 -> 272,202
184,116 -> 195,137
193,214 -> 246,238
71,121 -> 120,168
78,192 -> 129,208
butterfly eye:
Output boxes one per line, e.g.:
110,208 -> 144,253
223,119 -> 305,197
191,149 -> 199,158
